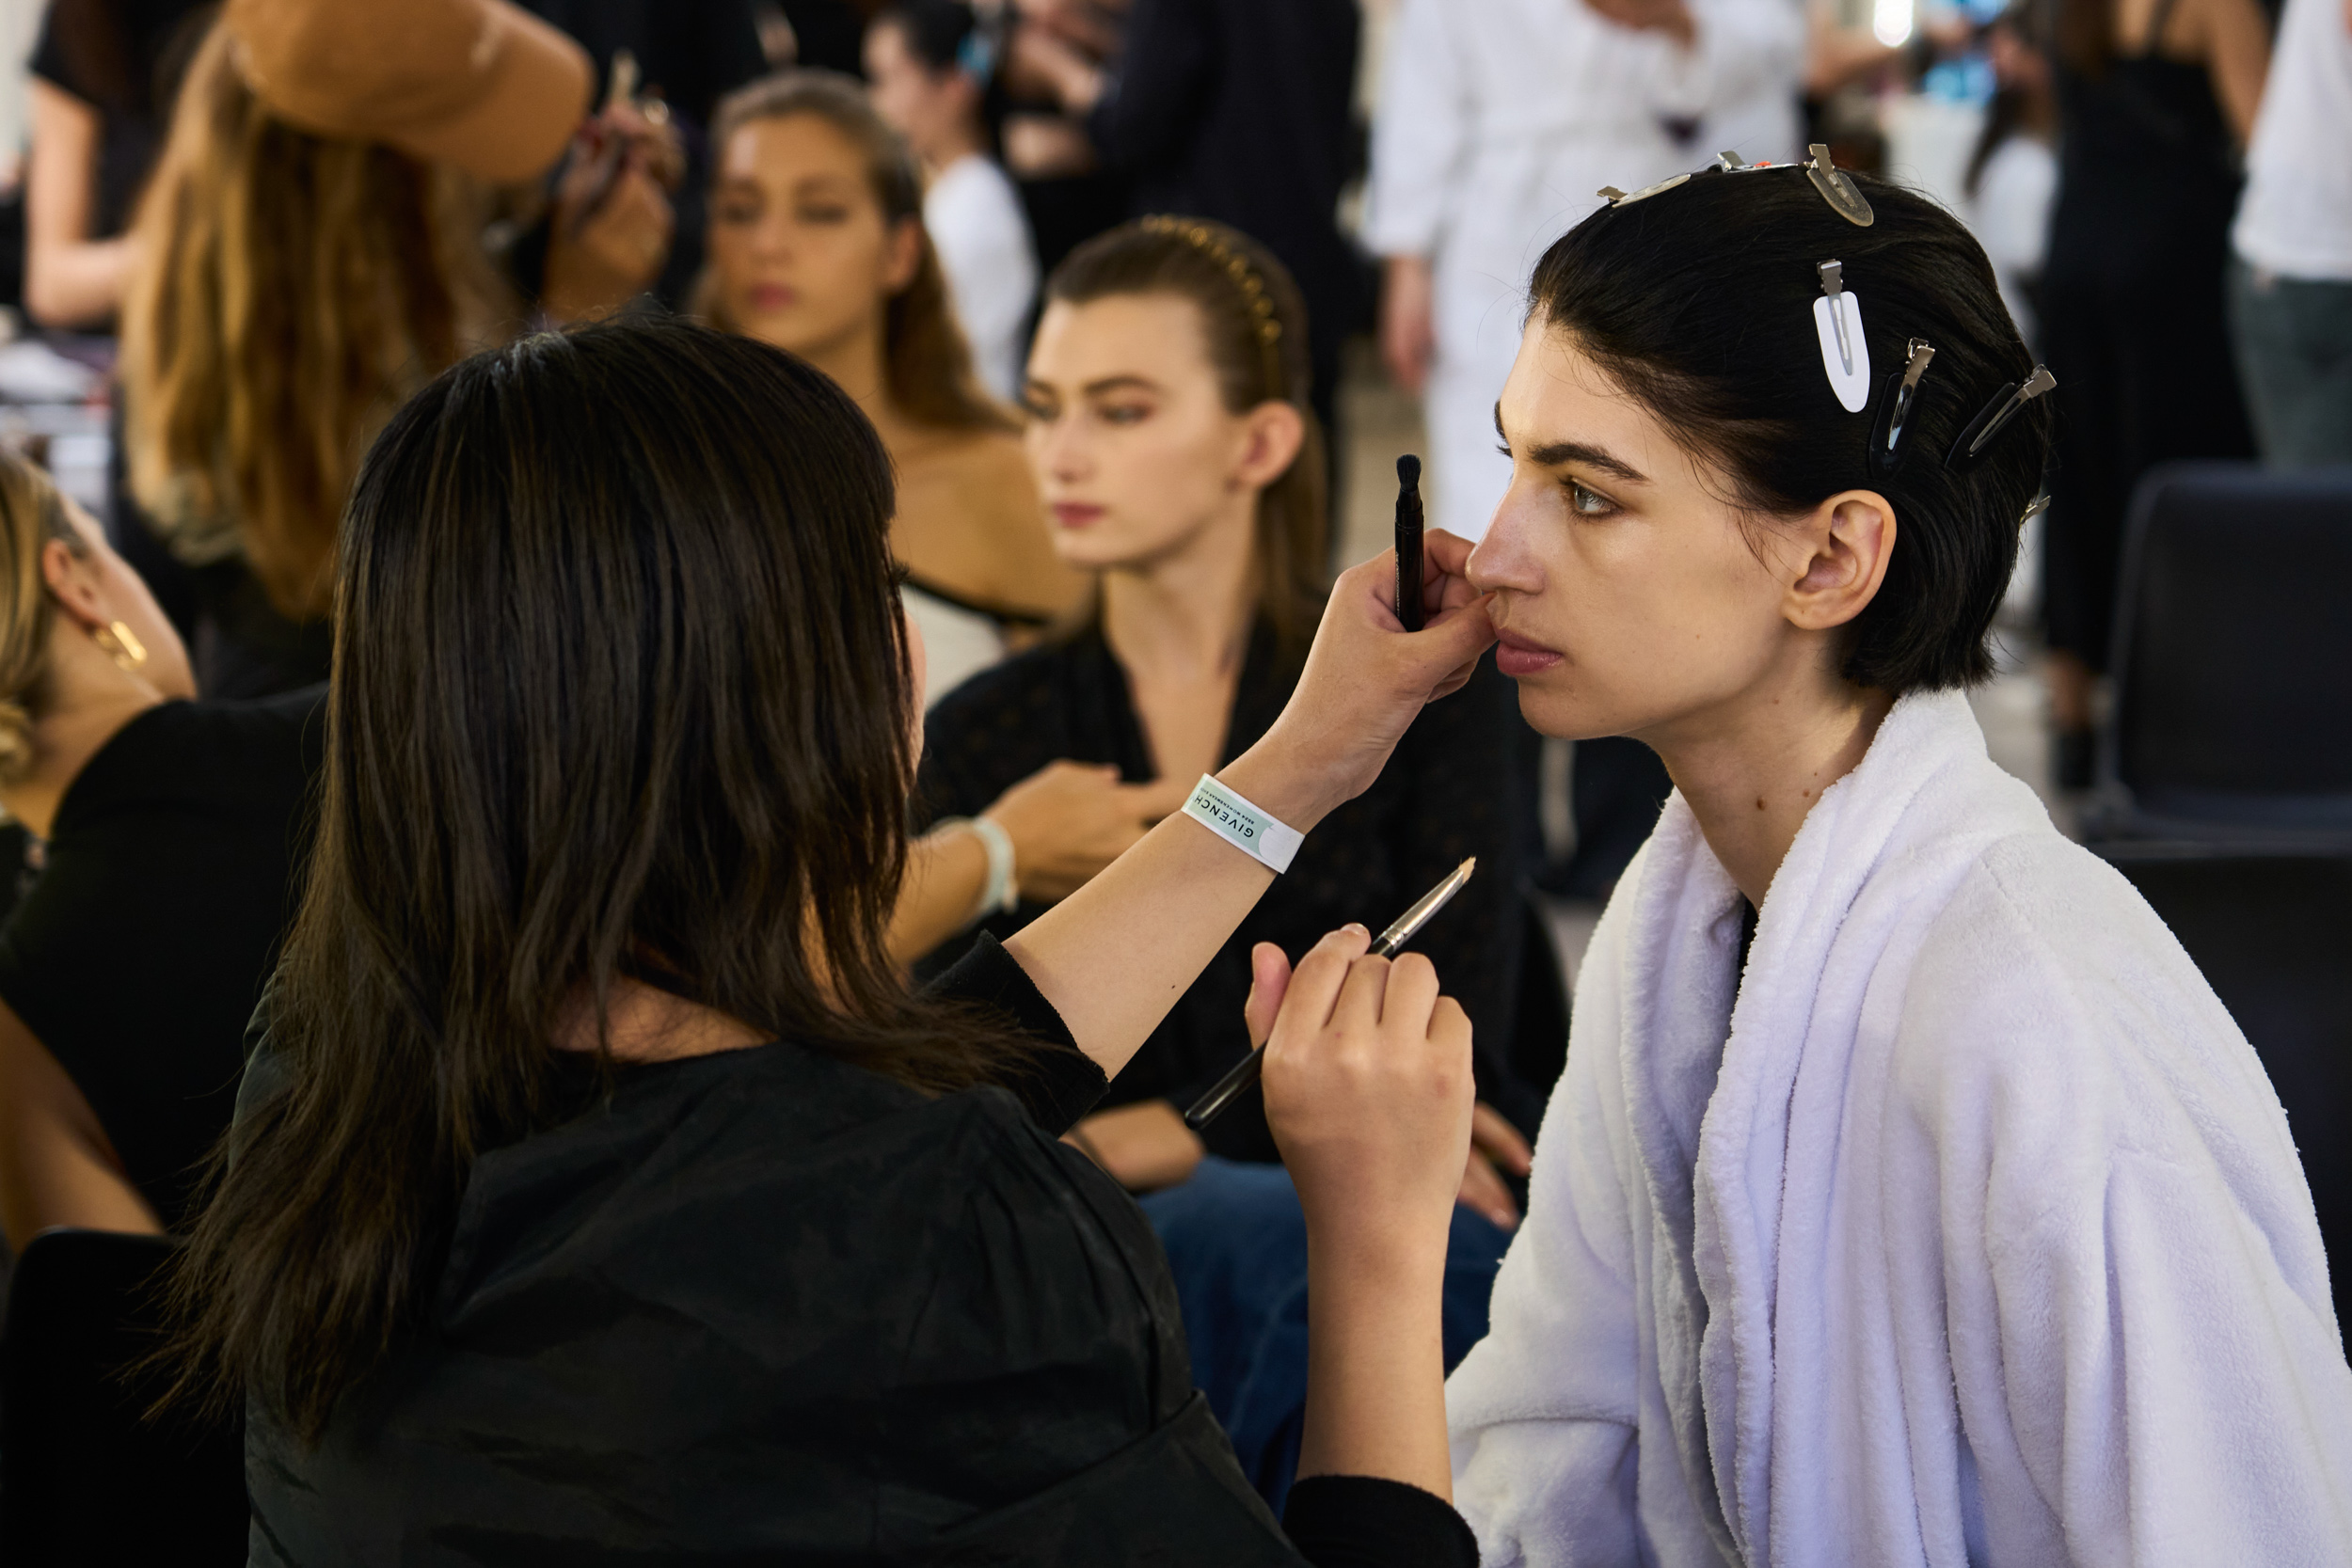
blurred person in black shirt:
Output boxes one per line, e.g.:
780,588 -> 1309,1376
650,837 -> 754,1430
0,451 -> 319,1244
22,0 -> 209,328
1010,0 -> 1362,441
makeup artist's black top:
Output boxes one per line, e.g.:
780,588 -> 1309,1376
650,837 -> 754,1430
0,688 -> 323,1227
237,937 -> 1477,1567
919,619 -> 1536,1159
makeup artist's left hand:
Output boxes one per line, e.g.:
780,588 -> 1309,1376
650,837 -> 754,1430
1248,941 -> 1526,1229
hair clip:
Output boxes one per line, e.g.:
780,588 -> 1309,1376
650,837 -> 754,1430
955,29 -> 997,85
1715,150 -> 1777,172
1814,261 -> 1871,413
1866,338 -> 1935,479
1944,364 -> 2056,468
1804,145 -> 1874,227
1597,173 -> 1692,208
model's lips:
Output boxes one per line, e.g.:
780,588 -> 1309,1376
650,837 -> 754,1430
747,283 -> 795,312
1050,502 -> 1105,529
1492,629 -> 1565,677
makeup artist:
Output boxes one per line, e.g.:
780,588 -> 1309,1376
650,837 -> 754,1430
165,316 -> 1496,1564
920,218 -> 1539,1221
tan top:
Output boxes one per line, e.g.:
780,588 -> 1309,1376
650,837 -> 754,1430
224,0 -> 593,182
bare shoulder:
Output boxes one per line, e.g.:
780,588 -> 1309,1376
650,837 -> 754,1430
891,428 -> 1084,616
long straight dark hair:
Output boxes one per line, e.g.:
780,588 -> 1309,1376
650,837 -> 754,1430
165,316 -> 1028,1438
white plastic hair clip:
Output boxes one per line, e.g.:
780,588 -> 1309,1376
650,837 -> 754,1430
1814,261 -> 1871,414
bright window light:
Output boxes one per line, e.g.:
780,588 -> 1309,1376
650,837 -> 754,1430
1874,0 -> 1915,46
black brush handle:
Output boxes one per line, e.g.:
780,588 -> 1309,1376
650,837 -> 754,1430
1394,453 -> 1424,632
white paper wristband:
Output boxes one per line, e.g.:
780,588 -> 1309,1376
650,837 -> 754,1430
1182,774 -> 1304,873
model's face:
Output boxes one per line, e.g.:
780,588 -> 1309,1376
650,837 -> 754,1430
1022,293 -> 1276,573
707,114 -> 916,359
52,497 -> 196,700
1469,321 -> 1820,744
863,24 -> 968,164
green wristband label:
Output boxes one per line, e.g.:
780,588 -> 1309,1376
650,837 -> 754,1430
1183,774 -> 1304,873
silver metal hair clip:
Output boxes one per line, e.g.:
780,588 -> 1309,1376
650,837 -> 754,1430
1597,173 -> 1692,207
1814,261 -> 1871,413
1867,338 -> 1935,479
1805,144 -> 1875,227
1946,364 -> 2057,468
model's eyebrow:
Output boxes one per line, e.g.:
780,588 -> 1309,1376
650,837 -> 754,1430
1493,403 -> 1650,485
1080,375 -> 1161,397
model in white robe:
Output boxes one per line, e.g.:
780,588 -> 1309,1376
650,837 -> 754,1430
1448,689 -> 2352,1565
1364,0 -> 1805,540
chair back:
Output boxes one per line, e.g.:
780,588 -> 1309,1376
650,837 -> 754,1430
2097,845 -> 2352,1330
2100,463 -> 2352,838
0,1228 -> 246,1563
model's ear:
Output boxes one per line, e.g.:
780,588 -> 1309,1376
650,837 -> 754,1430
1232,400 -> 1305,492
883,215 -> 924,295
40,536 -> 110,634
1783,490 -> 1896,632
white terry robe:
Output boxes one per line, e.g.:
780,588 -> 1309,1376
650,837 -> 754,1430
1448,689 -> 2352,1567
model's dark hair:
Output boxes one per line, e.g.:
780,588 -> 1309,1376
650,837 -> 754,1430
1043,217 -> 1328,654
878,0 -> 981,74
1529,169 -> 2048,692
691,70 -> 1011,434
162,316 -> 1029,1439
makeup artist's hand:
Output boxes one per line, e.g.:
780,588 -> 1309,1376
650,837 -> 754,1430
1248,942 -> 1527,1229
1258,927 -> 1472,1498
1255,932 -> 1475,1250
1226,531 -> 1495,830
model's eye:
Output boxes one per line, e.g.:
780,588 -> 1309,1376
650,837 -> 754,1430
1567,480 -> 1618,516
1100,403 -> 1151,426
1019,393 -> 1058,421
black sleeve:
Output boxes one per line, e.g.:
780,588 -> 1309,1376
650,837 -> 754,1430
924,932 -> 1108,1135
1082,0 -> 1215,176
1283,1476 -> 1480,1567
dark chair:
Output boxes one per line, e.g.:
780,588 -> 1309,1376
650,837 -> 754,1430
2090,463 -> 2352,842
2094,844 -> 2352,1330
0,1229 -> 246,1563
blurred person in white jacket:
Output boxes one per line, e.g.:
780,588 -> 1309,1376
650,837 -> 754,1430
2228,0 -> 2352,466
1366,0 -> 1805,540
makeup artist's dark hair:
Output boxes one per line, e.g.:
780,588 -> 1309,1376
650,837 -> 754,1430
160,316 -> 1029,1439
1530,169 -> 2048,692
1043,216 -> 1327,655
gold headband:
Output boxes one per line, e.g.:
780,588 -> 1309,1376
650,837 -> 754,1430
1140,215 -> 1285,397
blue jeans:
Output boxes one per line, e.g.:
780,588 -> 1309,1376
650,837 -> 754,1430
2228,258 -> 2352,467
1138,1156 -> 1514,1512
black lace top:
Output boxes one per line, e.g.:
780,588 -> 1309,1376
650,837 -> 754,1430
917,621 -> 1535,1158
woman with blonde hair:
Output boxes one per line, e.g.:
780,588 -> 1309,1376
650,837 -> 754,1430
118,16 -> 669,697
698,70 -> 1083,706
0,450 -> 320,1246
